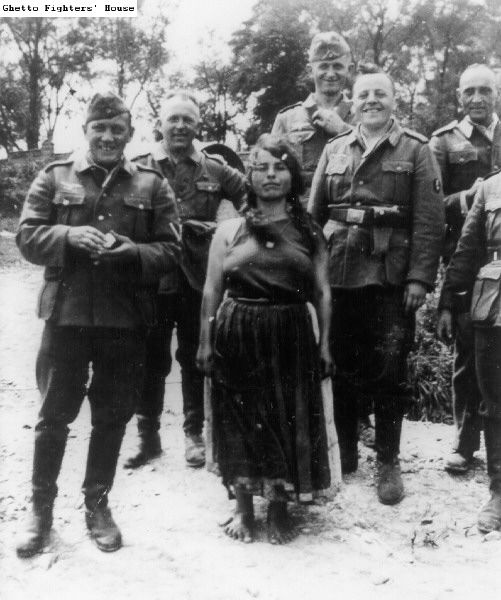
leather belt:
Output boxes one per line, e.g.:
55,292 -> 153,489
329,205 -> 409,228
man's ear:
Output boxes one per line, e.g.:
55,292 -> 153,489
128,126 -> 135,141
456,88 -> 462,108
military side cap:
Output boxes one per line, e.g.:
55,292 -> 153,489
85,92 -> 130,124
308,32 -> 351,62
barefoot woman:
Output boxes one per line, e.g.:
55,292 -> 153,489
196,134 -> 333,544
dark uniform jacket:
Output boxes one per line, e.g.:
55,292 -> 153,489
441,171 -> 501,326
429,115 -> 501,264
272,93 -> 352,192
17,153 -> 181,329
134,142 -> 247,293
308,119 -> 444,290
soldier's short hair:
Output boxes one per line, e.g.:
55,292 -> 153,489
160,91 -> 200,125
353,70 -> 395,95
459,64 -> 497,89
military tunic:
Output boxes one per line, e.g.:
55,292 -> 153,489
442,173 -> 501,488
133,142 -> 247,436
272,93 -> 352,197
16,151 -> 181,505
431,115 -> 501,459
308,119 -> 444,464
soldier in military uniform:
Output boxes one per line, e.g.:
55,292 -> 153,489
271,32 -> 354,204
433,64 -> 501,474
440,171 -> 501,532
15,93 -> 181,557
125,92 -> 247,470
309,71 -> 444,504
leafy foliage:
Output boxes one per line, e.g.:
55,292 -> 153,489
407,269 -> 453,423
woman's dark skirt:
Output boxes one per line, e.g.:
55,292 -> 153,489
212,297 -> 330,501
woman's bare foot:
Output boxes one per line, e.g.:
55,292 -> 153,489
224,511 -> 254,543
267,501 -> 295,545
223,489 -> 254,543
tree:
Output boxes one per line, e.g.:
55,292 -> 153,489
89,15 -> 170,109
229,0 -> 312,133
1,18 -> 94,149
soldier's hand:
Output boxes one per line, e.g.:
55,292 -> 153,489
437,309 -> 453,342
465,178 -> 483,201
403,282 -> 427,313
93,231 -> 138,265
67,226 -> 107,255
312,107 -> 349,137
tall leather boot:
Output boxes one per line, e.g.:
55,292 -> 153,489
16,426 -> 68,558
83,426 -> 124,552
123,415 -> 162,469
333,378 -> 359,475
478,418 -> 501,533
375,399 -> 404,505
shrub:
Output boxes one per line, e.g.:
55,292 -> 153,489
0,157 -> 47,217
407,267 -> 454,423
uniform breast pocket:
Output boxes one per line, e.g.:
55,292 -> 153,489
381,161 -> 414,204
471,263 -> 501,327
485,198 -> 501,240
52,191 -> 86,225
448,148 -> 479,191
123,194 -> 153,241
326,155 -> 350,200
195,180 -> 221,220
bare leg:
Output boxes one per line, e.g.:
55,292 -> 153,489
223,488 -> 254,543
267,501 -> 295,545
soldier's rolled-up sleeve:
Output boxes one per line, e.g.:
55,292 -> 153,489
271,114 -> 286,136
220,164 -> 247,211
136,177 -> 181,285
307,147 -> 329,226
440,189 -> 487,308
407,144 -> 445,289
16,169 -> 71,267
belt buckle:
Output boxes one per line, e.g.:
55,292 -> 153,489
346,208 -> 365,224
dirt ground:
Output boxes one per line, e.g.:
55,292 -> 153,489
1,233 -> 501,600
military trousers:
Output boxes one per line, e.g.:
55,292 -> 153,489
330,286 -> 415,463
451,310 -> 483,458
34,324 -> 146,506
138,271 -> 204,436
475,327 -> 501,491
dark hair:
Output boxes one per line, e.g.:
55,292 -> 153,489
244,134 -> 319,252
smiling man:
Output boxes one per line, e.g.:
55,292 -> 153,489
432,64 -> 501,476
15,92 -> 180,557
125,92 -> 247,470
272,32 -> 354,204
308,71 -> 444,504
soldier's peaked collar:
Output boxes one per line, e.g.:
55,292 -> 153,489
153,142 -> 202,165
348,119 -> 403,148
76,152 -> 134,176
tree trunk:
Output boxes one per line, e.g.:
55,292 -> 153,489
26,19 -> 42,149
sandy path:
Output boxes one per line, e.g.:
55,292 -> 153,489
1,260 -> 501,600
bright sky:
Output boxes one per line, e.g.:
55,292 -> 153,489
53,0 -> 255,153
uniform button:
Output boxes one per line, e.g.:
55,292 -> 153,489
177,198 -> 182,203
495,165 -> 499,170
63,199 -> 69,206
396,166 -> 402,171
139,203 -> 144,210
356,202 -> 362,206
459,157 -> 465,163
352,225 -> 358,230
359,180 -> 364,185
97,215 -> 105,221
